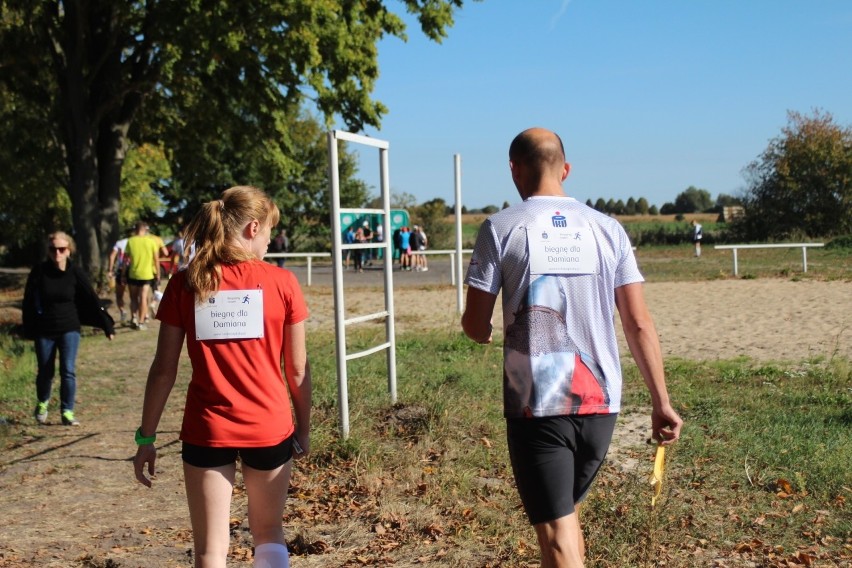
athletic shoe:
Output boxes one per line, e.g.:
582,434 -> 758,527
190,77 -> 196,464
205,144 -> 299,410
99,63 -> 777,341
61,410 -> 80,426
34,402 -> 48,424
137,323 -> 148,331
422,267 -> 429,271
119,311 -> 127,323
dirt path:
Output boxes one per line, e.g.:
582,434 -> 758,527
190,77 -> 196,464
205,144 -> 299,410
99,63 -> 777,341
0,279 -> 849,567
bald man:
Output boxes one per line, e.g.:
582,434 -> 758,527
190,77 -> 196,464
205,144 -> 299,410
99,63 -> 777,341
462,128 -> 683,567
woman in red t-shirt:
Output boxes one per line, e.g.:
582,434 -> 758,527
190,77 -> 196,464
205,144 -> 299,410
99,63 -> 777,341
133,185 -> 311,568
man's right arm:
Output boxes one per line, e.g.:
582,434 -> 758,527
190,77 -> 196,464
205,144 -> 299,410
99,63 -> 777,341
461,286 -> 497,344
615,282 -> 683,445
108,248 -> 118,272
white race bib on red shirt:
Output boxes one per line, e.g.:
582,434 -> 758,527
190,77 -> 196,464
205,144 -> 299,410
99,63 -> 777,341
194,289 -> 264,340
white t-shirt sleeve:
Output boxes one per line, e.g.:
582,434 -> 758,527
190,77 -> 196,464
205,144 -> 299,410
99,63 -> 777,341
613,224 -> 644,288
465,219 -> 502,295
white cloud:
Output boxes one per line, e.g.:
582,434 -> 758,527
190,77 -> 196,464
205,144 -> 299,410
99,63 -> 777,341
550,0 -> 571,30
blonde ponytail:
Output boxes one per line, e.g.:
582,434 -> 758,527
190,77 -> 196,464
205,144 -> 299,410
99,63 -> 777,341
183,186 -> 279,303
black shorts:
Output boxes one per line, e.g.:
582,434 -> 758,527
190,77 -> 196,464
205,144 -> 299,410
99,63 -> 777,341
506,413 -> 617,525
127,278 -> 155,287
181,436 -> 294,470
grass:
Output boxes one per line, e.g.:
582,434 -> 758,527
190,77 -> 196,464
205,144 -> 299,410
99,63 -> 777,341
1,325 -> 849,565
0,326 -> 36,415
274,327 -> 852,566
633,244 -> 852,282
0,325 -> 121,425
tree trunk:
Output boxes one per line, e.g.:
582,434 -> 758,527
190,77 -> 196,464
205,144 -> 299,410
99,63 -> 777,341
97,119 -> 129,280
52,0 -> 101,277
50,1 -> 144,281
67,147 -> 101,277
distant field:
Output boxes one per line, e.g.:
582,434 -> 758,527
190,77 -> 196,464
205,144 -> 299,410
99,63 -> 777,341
633,244 -> 851,281
459,212 -> 719,225
452,215 -> 850,282
618,212 -> 719,224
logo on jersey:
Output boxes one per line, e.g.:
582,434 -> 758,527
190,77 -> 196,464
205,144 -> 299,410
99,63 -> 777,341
551,213 -> 567,228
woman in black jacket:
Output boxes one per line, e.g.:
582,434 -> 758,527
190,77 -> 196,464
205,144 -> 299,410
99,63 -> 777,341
22,231 -> 114,426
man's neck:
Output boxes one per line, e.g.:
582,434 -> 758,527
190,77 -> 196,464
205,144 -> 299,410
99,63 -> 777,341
524,184 -> 567,199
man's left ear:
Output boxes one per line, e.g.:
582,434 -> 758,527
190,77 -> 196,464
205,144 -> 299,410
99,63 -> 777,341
562,162 -> 571,181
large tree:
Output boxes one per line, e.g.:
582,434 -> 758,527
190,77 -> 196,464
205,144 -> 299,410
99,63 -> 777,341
0,0 -> 467,276
739,109 -> 852,239
152,102 -> 371,251
673,186 -> 713,214
0,80 -> 68,262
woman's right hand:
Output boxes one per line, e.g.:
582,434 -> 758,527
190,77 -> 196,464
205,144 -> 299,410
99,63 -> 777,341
293,434 -> 311,460
133,444 -> 157,487
293,432 -> 310,460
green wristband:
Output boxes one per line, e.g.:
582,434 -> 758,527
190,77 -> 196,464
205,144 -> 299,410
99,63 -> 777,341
135,427 -> 157,445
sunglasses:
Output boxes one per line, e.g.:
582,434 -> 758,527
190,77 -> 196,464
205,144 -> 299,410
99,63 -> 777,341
49,246 -> 69,253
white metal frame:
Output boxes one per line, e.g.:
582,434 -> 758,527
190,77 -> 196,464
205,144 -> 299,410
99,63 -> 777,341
409,249 -> 473,285
263,252 -> 330,286
714,243 -> 825,276
453,154 -> 464,314
328,130 -> 397,439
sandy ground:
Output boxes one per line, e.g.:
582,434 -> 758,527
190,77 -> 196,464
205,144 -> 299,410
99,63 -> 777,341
3,265 -> 850,364
304,279 -> 852,364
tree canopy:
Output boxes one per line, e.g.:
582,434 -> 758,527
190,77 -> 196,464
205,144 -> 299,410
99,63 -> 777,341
673,186 -> 714,214
0,0 -> 468,275
738,109 -> 852,240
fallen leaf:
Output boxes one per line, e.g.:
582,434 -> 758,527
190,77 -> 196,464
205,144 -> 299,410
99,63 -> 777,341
776,478 -> 794,494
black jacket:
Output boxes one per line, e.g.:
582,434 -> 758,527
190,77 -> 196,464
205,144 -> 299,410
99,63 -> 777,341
22,260 -> 115,339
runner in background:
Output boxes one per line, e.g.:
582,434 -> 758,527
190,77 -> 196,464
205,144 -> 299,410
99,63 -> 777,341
125,222 -> 161,330
108,233 -> 131,323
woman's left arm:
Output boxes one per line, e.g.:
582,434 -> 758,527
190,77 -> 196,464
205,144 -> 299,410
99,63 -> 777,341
73,264 -> 115,339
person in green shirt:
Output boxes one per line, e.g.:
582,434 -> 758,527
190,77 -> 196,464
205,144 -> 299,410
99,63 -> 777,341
125,221 -> 162,330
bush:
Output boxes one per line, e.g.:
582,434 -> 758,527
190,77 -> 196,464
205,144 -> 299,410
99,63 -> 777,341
826,235 -> 852,249
622,221 -> 732,246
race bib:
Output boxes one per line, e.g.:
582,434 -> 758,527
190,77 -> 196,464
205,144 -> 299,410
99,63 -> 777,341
528,213 -> 597,275
195,289 -> 264,340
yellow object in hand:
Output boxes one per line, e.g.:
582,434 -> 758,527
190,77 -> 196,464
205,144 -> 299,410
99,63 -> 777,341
649,444 -> 666,508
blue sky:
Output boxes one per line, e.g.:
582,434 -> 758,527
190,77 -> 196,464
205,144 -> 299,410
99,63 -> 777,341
337,1 -> 852,211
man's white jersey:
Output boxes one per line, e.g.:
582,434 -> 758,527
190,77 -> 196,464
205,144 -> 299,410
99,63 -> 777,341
465,196 -> 643,418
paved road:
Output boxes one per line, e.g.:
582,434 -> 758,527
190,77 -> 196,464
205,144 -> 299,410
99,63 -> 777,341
283,257 -> 463,288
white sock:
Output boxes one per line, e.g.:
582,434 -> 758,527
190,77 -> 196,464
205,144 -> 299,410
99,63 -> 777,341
254,542 -> 289,568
